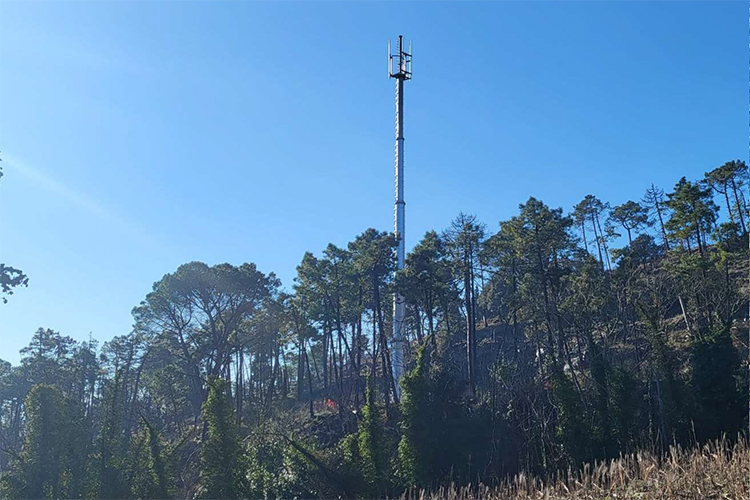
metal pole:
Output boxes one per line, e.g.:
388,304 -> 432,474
391,36 -> 406,398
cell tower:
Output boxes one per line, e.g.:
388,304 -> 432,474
388,35 -> 411,398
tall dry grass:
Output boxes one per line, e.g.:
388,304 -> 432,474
401,436 -> 748,500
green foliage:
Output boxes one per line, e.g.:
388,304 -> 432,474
128,418 -> 172,500
0,263 -> 28,304
358,377 -> 391,495
398,343 -> 437,488
0,385 -> 87,499
89,372 -> 130,500
610,200 -> 651,243
551,369 -> 591,465
245,428 -> 312,499
339,432 -> 362,474
665,177 -> 718,251
197,378 -> 246,500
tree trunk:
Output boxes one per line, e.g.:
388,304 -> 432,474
304,341 -> 315,418
730,177 -> 748,234
581,221 -> 588,253
590,213 -> 604,266
654,198 -> 670,250
464,251 -> 476,396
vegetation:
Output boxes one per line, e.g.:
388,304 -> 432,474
0,160 -> 747,499
399,436 -> 749,500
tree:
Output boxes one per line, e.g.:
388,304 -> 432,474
1,385 -> 86,499
443,213 -> 485,396
396,231 -> 451,347
19,328 -> 77,387
90,371 -> 130,500
349,229 -> 398,404
574,195 -> 613,270
704,163 -> 739,227
642,184 -> 671,250
665,177 -> 718,256
358,377 -> 390,496
133,262 -> 278,416
610,200 -> 650,245
129,418 -> 171,500
197,378 -> 246,499
398,342 -> 437,488
495,198 -> 574,366
717,160 -> 749,235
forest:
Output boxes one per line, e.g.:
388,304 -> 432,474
0,160 -> 747,499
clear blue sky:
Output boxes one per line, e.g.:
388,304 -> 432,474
0,1 -> 746,364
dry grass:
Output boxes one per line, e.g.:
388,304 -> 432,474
402,436 -> 749,500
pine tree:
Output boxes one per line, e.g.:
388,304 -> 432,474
610,200 -> 651,245
197,378 -> 246,500
665,177 -> 718,256
443,214 -> 485,395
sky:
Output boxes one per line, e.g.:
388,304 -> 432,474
0,1 -> 747,365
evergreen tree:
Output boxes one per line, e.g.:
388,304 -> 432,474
665,177 -> 718,255
0,385 -> 86,499
610,200 -> 651,245
551,368 -> 591,465
642,184 -> 672,249
443,213 -> 485,395
357,377 -> 390,495
129,418 -> 171,500
89,371 -> 130,500
398,343 -> 437,488
197,378 -> 246,500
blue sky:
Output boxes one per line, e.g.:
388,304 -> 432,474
0,1 -> 746,364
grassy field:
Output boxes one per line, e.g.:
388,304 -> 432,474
401,436 -> 748,500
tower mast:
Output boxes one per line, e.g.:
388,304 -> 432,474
388,35 -> 411,397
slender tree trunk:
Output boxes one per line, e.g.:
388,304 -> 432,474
595,212 -> 612,271
304,341 -> 315,418
414,304 -> 423,343
464,253 -> 475,396
236,346 -> 243,427
265,343 -> 280,413
654,198 -> 670,250
426,292 -> 436,349
721,185 -> 735,223
373,275 -> 398,405
591,213 -> 604,266
323,321 -> 329,394
581,221 -> 588,253
297,340 -> 304,400
338,333 -> 344,393
730,177 -> 747,234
